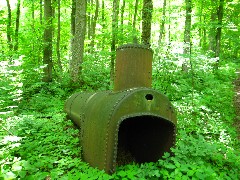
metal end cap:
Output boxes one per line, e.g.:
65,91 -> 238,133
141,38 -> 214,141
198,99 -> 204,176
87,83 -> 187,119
116,44 -> 153,52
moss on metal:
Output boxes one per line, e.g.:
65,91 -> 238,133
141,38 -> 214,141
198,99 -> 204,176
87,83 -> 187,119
64,44 -> 177,174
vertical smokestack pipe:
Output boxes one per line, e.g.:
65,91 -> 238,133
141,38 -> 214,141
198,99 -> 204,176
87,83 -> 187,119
114,44 -> 153,91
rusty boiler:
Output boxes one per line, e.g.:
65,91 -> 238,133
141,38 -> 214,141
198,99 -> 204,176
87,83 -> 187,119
64,44 -> 177,174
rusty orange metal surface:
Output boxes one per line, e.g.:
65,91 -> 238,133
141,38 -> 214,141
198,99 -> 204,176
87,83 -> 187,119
114,44 -> 153,91
64,44 -> 177,174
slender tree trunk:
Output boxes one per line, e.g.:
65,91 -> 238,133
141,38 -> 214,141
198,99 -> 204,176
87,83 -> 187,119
168,0 -> 171,47
32,2 -> 34,29
56,0 -> 62,72
183,0 -> 192,54
32,1 -> 41,64
90,0 -> 94,36
203,15 -> 207,50
90,0 -> 99,52
52,0 -> 56,59
215,0 -> 224,58
31,1 -> 35,54
208,0 -> 217,52
101,0 -> 106,50
119,0 -> 125,44
14,0 -> 21,51
182,0 -> 192,72
6,0 -> 13,50
43,0 -> 53,82
38,0 -> 43,64
102,0 -> 105,21
198,0 -> 203,47
70,0 -> 76,61
120,0 -> 125,27
87,0 -> 91,40
71,0 -> 76,36
141,0 -> 153,47
158,0 -> 166,45
40,0 -> 43,25
70,0 -> 87,84
120,0 -> 125,28
110,0 -> 119,83
132,0 -> 139,30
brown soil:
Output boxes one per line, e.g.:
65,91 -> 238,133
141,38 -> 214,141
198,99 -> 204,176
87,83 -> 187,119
234,70 -> 240,140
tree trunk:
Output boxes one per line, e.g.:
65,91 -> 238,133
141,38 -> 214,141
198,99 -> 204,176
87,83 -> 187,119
158,0 -> 166,45
90,0 -> 99,52
6,0 -> 13,50
198,0 -> 203,47
31,1 -> 35,54
40,0 -> 43,25
14,0 -> 21,51
203,19 -> 207,50
56,0 -> 62,72
101,0 -> 106,50
102,0 -> 105,22
208,0 -> 217,53
141,0 -> 153,47
167,0 -> 171,48
70,0 -> 76,63
215,0 -> 224,58
119,0 -> 125,44
120,0 -> 125,28
132,0 -> 139,30
183,0 -> 192,54
182,0 -> 192,72
110,0 -> 119,83
71,0 -> 76,36
120,0 -> 125,27
43,0 -> 53,82
87,0 -> 91,40
70,0 -> 87,84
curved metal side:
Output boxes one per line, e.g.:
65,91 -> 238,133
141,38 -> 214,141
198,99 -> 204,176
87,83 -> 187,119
64,87 -> 177,174
114,44 -> 153,91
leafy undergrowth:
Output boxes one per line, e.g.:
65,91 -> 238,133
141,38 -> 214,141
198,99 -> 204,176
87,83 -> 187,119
1,56 -> 240,179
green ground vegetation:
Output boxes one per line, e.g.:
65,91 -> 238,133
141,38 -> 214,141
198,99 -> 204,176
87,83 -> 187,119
0,51 -> 239,179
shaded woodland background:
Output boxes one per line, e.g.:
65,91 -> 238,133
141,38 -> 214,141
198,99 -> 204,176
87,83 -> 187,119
1,0 -> 239,86
0,0 -> 240,179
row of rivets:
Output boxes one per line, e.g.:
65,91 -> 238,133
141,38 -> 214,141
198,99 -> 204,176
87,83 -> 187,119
103,88 -> 136,171
116,44 -> 153,52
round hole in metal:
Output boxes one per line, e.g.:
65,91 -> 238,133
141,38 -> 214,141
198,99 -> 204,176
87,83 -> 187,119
145,94 -> 153,100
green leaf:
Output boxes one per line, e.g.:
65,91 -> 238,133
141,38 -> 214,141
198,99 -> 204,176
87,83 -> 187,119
195,172 -> 205,179
11,162 -> 22,171
180,165 -> 189,173
4,171 -> 16,180
165,164 -> 175,169
18,170 -> 27,178
187,170 -> 195,177
162,152 -> 170,159
118,170 -> 127,177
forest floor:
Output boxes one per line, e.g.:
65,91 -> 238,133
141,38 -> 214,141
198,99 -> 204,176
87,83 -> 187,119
234,69 -> 240,140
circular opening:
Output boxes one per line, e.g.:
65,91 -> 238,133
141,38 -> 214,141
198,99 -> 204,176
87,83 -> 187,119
145,94 -> 153,101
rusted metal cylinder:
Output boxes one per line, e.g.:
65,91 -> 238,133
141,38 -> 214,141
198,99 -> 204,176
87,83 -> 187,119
114,44 -> 153,91
64,88 -> 177,174
64,43 -> 177,174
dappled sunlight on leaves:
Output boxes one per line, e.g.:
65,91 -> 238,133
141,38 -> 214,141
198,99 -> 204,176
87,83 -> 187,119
1,44 -> 239,179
